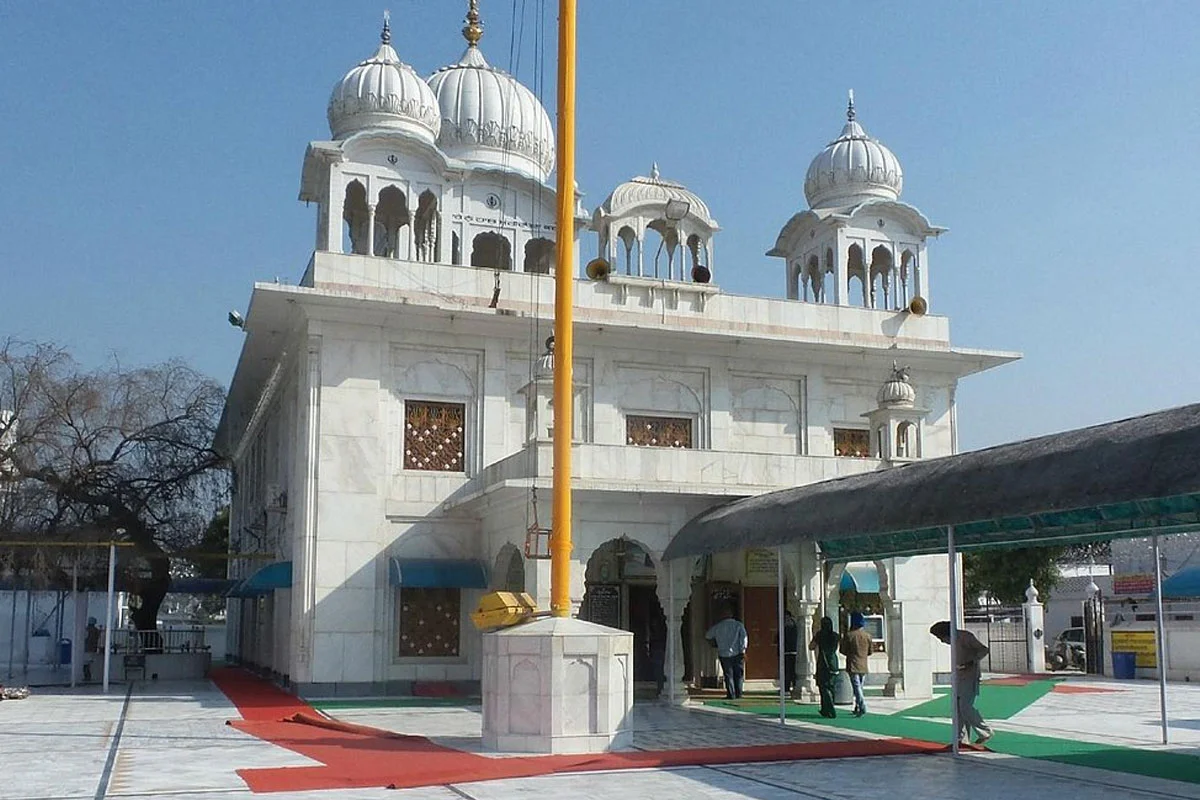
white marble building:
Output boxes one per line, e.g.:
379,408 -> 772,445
216,7 -> 1018,699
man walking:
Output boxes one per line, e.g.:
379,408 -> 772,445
841,611 -> 871,717
706,604 -> 748,699
930,620 -> 993,745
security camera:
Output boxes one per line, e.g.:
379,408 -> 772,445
228,310 -> 245,329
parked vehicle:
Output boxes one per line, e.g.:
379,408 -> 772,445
1046,627 -> 1086,671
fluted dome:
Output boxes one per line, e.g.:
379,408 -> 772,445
426,6 -> 554,181
877,363 -> 916,408
327,18 -> 441,144
804,94 -> 903,209
599,164 -> 716,226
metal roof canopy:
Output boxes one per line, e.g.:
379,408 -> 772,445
664,402 -> 1200,563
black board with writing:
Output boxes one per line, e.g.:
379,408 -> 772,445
584,584 -> 621,629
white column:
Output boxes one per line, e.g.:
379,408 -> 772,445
103,542 -> 115,693
70,560 -> 79,688
366,204 -> 377,257
327,169 -> 345,254
1023,581 -> 1046,673
636,232 -> 645,277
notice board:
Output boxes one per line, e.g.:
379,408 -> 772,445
1111,630 -> 1157,668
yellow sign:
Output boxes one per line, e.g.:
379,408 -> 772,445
1112,630 -> 1157,668
745,549 -> 779,578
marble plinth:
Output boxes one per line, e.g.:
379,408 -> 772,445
481,616 -> 634,754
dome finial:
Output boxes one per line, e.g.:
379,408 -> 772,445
650,162 -> 660,181
463,0 -> 484,46
847,89 -> 856,122
381,10 -> 392,45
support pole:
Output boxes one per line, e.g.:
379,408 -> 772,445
947,525 -> 960,755
103,542 -> 115,693
777,545 -> 786,725
6,583 -> 15,679
549,0 -> 577,618
1153,535 -> 1169,744
22,589 -> 31,677
70,559 -> 78,689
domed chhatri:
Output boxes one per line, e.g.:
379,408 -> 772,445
599,163 -> 715,225
427,0 -> 556,181
877,361 -> 917,408
327,14 -> 442,143
804,91 -> 903,210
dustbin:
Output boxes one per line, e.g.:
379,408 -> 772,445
58,638 -> 72,665
1112,651 -> 1136,679
834,670 -> 854,705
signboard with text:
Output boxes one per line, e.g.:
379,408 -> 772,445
1111,630 -> 1157,668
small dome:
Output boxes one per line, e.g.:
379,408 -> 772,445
327,17 -> 441,144
599,164 -> 716,227
804,93 -> 903,209
427,4 -> 555,180
877,363 -> 916,408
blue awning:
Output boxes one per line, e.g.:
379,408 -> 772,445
228,561 -> 292,598
389,558 -> 487,589
1160,566 -> 1200,598
840,563 -> 881,593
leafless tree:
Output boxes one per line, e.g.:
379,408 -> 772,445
0,338 -> 229,629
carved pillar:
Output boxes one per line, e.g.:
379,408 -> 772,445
290,334 -> 321,684
366,204 -> 377,257
657,558 -> 690,704
884,600 -> 905,696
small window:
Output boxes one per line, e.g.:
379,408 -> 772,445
834,428 -> 870,458
405,401 -> 466,472
397,587 -> 460,657
626,415 -> 693,448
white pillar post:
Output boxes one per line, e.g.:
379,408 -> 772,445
103,542 -> 115,693
366,204 -> 377,257
947,525 -> 960,755
1023,581 -> 1046,674
667,558 -> 676,705
777,545 -> 786,725
1153,535 -> 1169,744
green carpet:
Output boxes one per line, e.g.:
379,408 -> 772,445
901,680 -> 1059,720
704,699 -> 1200,785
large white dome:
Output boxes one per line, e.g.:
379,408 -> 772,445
327,18 -> 441,144
426,6 -> 555,181
804,95 -> 903,209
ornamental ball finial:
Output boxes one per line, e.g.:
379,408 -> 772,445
463,0 -> 484,46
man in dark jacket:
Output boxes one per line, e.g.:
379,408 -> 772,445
782,610 -> 799,695
841,611 -> 872,717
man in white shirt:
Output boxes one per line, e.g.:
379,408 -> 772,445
931,620 -> 994,745
706,605 -> 749,699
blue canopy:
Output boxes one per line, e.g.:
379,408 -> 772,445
1159,566 -> 1200,598
839,563 -> 881,593
227,561 -> 292,598
389,558 -> 487,589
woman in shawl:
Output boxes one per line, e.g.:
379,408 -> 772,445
809,616 -> 841,718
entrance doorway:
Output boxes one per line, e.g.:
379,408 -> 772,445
581,538 -> 666,694
743,586 -> 779,680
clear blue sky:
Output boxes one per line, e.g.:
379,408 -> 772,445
2,2 -> 1197,451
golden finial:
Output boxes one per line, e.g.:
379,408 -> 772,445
463,0 -> 483,46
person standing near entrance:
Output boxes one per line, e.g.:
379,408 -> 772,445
706,604 -> 748,699
83,617 -> 100,682
841,611 -> 872,717
782,610 -> 799,695
930,621 -> 994,745
809,616 -> 840,717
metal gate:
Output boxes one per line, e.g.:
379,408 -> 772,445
963,607 -> 1028,674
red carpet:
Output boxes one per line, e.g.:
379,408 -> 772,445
211,669 -> 944,794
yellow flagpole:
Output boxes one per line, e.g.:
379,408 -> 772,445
551,0 -> 577,617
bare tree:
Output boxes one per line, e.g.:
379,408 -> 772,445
0,339 -> 229,629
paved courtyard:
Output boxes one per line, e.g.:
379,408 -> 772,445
4,675 -> 1200,799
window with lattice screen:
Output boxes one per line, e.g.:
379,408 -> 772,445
833,427 -> 870,458
397,587 -> 461,658
404,401 -> 465,472
626,415 -> 693,448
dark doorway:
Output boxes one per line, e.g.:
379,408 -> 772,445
629,584 -> 666,685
